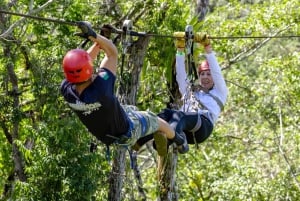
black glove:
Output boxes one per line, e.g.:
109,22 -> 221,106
100,24 -> 114,39
75,21 -> 97,39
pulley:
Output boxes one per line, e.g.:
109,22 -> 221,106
185,25 -> 198,81
122,20 -> 133,55
185,25 -> 193,55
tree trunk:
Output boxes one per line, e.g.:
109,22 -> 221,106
108,148 -> 126,201
108,35 -> 150,201
2,44 -> 27,189
157,147 -> 179,201
1,3 -> 29,197
156,58 -> 182,201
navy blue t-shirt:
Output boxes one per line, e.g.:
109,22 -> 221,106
60,68 -> 130,145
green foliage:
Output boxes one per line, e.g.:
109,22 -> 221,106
11,114 -> 110,200
0,0 -> 299,200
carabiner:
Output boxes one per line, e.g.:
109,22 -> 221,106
185,25 -> 193,55
122,20 -> 133,55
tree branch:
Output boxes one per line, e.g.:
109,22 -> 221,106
0,120 -> 13,144
0,0 -> 55,38
277,107 -> 300,189
226,23 -> 296,67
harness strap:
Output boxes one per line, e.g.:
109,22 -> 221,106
192,132 -> 199,149
191,87 -> 224,112
207,92 -> 224,111
189,112 -> 201,150
105,144 -> 111,161
127,147 -> 135,169
194,93 -> 224,111
189,113 -> 202,133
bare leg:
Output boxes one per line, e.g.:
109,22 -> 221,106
157,117 -> 189,154
157,117 -> 175,139
132,116 -> 188,155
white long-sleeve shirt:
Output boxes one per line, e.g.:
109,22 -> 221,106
176,52 -> 228,124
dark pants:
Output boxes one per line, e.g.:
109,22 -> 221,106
135,108 -> 214,147
158,108 -> 213,144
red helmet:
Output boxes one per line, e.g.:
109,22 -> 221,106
62,49 -> 93,83
198,60 -> 210,73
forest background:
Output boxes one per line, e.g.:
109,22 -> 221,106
0,0 -> 299,200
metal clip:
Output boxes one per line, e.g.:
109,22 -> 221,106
185,25 -> 193,54
185,25 -> 197,81
122,20 -> 133,54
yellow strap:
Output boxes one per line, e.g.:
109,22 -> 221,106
173,32 -> 185,38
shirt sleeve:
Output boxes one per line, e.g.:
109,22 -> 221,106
206,52 -> 228,103
175,52 -> 188,96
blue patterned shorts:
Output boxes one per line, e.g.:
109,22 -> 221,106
121,105 -> 159,146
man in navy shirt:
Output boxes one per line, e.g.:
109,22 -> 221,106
60,22 -> 188,156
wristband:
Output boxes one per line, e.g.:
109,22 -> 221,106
176,50 -> 185,56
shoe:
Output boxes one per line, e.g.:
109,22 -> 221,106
131,142 -> 141,151
177,132 -> 189,154
153,131 -> 168,156
132,134 -> 154,151
153,139 -> 172,152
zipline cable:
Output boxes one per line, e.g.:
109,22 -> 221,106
209,35 -> 300,39
146,33 -> 300,39
0,9 -> 299,40
0,9 -> 78,26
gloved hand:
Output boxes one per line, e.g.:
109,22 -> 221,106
173,32 -> 185,48
75,21 -> 97,39
100,24 -> 114,39
195,33 -> 210,46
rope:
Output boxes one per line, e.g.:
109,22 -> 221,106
1,10 -> 299,40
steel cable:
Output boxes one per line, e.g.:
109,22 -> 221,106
0,10 -> 299,40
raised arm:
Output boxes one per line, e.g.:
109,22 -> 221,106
88,35 -> 118,75
76,22 -> 118,75
196,34 -> 228,99
175,49 -> 188,96
204,45 -> 228,102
